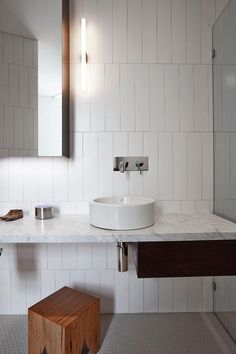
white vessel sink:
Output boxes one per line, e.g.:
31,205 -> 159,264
89,196 -> 155,230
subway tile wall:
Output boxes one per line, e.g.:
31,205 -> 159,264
0,0 -> 229,314
0,31 -> 37,155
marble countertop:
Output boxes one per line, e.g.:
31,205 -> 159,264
0,213 -> 236,243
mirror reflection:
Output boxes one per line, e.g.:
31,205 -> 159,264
0,0 -> 69,157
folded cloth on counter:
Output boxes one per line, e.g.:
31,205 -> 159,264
0,209 -> 23,221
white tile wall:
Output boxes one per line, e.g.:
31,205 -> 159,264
0,31 -> 37,154
0,0 -> 230,314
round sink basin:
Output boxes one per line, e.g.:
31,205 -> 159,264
89,196 -> 155,230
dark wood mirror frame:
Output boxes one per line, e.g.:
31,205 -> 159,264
62,0 -> 70,157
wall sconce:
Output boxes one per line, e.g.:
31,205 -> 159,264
81,17 -> 88,92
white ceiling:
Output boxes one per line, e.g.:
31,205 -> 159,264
0,0 -> 62,97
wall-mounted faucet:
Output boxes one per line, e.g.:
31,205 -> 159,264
119,160 -> 129,173
114,157 -> 148,174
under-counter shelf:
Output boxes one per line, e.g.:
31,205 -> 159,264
131,240 -> 236,278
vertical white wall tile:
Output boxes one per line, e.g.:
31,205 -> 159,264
144,279 -> 158,313
150,65 -> 165,131
38,158 -> 53,201
128,0 -> 142,63
128,132 -> 144,196
68,133 -> 83,201
187,277 -> 202,311
48,244 -> 62,270
165,65 -> 180,131
55,270 -> 70,289
194,65 -> 209,131
77,244 -> 92,269
214,133 -> 230,200
0,270 -> 11,314
19,67 -> 29,107
188,133 -> 202,200
222,65 -> 236,131
144,132 -> 158,198
24,108 -> 34,149
83,133 -> 98,200
53,158 -> 68,201
85,270 -> 100,296
129,269 -> 144,312
159,133 -> 173,200
173,278 -> 188,312
92,244 -> 107,270
172,0 -> 186,63
112,132 -> 129,196
23,157 -> 38,201
179,65 -> 194,131
0,149 -> 9,201
3,106 -> 14,148
83,0 -> 98,63
3,33 -> 13,63
13,36 -> 23,65
90,64 -> 105,131
120,64 -> 135,131
23,38 -> 34,67
41,270 -> 55,298
105,64 -> 120,131
98,132 -> 113,196
62,244 -> 77,269
201,0 -> 215,64
113,0 -> 128,63
26,271 -> 41,308
28,68 -> 37,108
159,278 -> 173,312
142,0 -> 157,63
162,201 -> 180,214
98,0 -> 113,63
187,0 -> 201,63
73,63 -> 91,132
70,270 -> 85,290
100,270 -> 115,313
14,108 -> 24,149
0,63 -> 8,105
32,245 -> 47,270
173,133 -> 188,200
181,200 -> 196,213
135,64 -> 150,131
9,157 -> 23,201
11,270 -> 26,314
107,243 -> 117,270
202,133 -> 213,200
115,271 -> 130,313
157,0 -> 172,63
9,65 -> 18,106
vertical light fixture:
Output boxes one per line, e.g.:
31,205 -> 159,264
81,17 -> 87,92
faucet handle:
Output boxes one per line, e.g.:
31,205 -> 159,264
136,161 -> 144,175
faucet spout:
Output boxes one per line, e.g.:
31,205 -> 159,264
119,161 -> 129,173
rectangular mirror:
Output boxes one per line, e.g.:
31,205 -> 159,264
0,0 -> 70,157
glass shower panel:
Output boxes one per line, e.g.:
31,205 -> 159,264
213,0 -> 236,342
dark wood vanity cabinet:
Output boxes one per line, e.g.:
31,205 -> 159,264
131,241 -> 236,278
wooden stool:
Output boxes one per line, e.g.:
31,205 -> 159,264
28,286 -> 100,354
